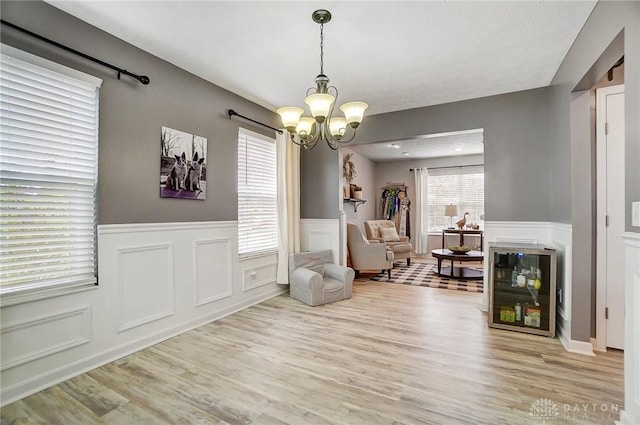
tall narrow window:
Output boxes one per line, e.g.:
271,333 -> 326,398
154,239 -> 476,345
237,128 -> 278,258
427,166 -> 484,231
0,45 -> 102,296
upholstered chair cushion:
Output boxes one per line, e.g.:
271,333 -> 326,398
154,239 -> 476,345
379,226 -> 400,242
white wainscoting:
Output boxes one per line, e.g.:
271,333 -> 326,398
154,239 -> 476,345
550,223 -> 573,325
194,238 -> 233,305
116,243 -> 175,332
618,232 -> 640,425
0,221 -> 286,406
243,262 -> 278,292
300,218 -> 341,263
0,306 -> 92,371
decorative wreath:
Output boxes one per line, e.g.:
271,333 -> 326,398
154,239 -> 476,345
343,153 -> 357,183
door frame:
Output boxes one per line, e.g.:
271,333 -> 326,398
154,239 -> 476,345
595,83 -> 625,351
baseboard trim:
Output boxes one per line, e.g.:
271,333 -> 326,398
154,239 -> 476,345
558,332 -> 595,356
0,287 -> 287,406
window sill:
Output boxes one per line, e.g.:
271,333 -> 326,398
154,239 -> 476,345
238,250 -> 278,262
0,283 -> 99,308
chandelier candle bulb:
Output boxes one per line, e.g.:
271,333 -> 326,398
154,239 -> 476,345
329,117 -> 347,137
276,106 -> 303,133
340,101 -> 369,127
305,93 -> 335,122
296,117 -> 315,137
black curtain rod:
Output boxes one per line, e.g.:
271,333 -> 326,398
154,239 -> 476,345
410,163 -> 484,171
1,19 -> 150,85
227,109 -> 283,134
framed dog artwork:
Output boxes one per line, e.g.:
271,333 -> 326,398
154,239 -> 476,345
160,126 -> 207,200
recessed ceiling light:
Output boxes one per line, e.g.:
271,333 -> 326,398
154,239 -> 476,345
390,143 -> 400,148
402,152 -> 410,156
455,148 -> 462,152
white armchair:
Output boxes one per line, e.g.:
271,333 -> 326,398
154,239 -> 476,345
347,222 -> 394,279
288,250 -> 354,306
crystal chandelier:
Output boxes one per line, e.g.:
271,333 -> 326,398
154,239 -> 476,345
277,9 -> 368,150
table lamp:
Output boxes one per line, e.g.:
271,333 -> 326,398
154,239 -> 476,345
444,204 -> 458,229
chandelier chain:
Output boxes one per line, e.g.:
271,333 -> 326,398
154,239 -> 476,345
319,23 -> 324,75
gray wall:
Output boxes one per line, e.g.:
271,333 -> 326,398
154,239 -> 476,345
551,1 -> 639,234
300,141 -> 341,219
548,0 -> 640,342
1,0 -> 279,225
341,148 -> 376,230
374,154 -> 485,244
351,88 -> 552,223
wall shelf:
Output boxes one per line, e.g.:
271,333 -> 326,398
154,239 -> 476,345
343,198 -> 366,212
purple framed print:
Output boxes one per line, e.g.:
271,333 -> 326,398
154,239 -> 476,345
160,126 -> 207,200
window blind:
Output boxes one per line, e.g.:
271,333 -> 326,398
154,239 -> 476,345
427,170 -> 484,231
237,129 -> 278,258
0,46 -> 101,294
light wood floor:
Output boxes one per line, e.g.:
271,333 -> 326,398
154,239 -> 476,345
1,274 -> 624,425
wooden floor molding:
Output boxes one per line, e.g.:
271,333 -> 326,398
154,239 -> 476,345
1,278 -> 623,424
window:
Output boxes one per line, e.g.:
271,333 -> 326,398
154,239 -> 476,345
237,128 -> 278,258
427,166 -> 484,231
0,45 -> 101,296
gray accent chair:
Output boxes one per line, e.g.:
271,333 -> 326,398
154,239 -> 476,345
346,222 -> 394,279
288,250 -> 354,307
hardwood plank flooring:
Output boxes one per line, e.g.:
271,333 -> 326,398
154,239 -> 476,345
1,272 -> 623,425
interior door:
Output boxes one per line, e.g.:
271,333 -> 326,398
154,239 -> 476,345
596,84 -> 625,350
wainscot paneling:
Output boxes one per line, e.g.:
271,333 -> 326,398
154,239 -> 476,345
619,232 -> 640,425
116,244 -> 174,332
0,306 -> 92,371
194,238 -> 233,306
0,221 -> 287,406
300,219 -> 341,262
243,262 -> 278,292
551,223 -> 572,325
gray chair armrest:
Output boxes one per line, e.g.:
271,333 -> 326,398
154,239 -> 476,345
323,264 -> 354,300
291,268 -> 324,291
323,263 -> 355,284
398,236 -> 410,242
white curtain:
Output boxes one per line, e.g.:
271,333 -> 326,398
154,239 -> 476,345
276,130 -> 301,284
413,168 -> 429,254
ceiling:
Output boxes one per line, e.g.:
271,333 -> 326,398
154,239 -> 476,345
45,1 -> 597,160
348,128 -> 484,162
